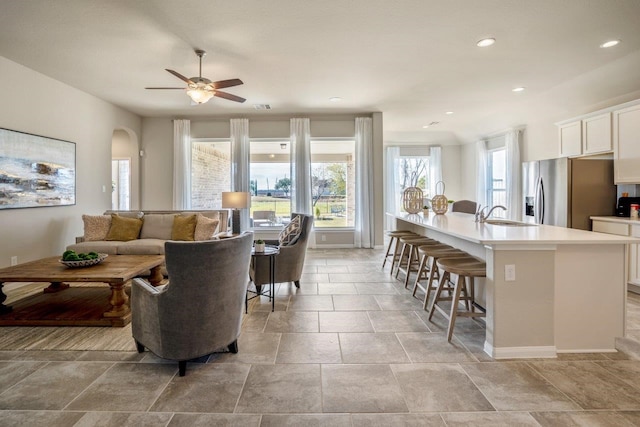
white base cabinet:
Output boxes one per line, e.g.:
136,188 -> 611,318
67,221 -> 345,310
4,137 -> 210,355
592,218 -> 640,292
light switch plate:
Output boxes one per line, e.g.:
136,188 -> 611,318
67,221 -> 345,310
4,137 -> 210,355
505,264 -> 516,281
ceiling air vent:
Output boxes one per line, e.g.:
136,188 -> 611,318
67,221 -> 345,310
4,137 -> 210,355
253,104 -> 271,110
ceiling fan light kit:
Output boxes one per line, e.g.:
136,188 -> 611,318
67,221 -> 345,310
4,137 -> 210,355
146,49 -> 246,105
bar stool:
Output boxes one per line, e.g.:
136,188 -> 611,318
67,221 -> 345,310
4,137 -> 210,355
382,230 -> 416,272
428,256 -> 486,342
412,246 -> 470,309
395,236 -> 440,288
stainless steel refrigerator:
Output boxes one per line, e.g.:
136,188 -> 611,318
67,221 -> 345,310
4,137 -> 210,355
522,157 -> 616,230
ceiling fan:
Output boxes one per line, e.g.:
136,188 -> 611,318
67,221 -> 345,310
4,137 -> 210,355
146,49 -> 245,104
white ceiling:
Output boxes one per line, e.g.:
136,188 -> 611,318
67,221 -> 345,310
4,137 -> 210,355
1,0 -> 640,144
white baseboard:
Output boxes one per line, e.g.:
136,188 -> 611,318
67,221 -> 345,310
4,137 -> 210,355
312,244 -> 356,249
556,348 -> 617,354
484,341 -> 557,359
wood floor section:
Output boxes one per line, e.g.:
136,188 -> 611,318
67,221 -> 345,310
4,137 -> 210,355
0,285 -> 131,327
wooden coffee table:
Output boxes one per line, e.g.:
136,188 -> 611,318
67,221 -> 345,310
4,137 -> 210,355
0,254 -> 164,327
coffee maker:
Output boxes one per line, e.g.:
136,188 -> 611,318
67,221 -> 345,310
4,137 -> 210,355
616,197 -> 640,217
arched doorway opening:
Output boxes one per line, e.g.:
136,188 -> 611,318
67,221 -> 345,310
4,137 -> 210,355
111,128 -> 140,210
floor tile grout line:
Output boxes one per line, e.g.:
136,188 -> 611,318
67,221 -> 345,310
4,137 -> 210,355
61,361 -> 119,411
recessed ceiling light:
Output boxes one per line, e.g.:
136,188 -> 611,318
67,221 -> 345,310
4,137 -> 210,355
269,154 -> 275,158
600,40 -> 620,48
422,125 -> 430,129
512,87 -> 526,92
329,97 -> 342,102
445,111 -> 454,115
476,38 -> 496,47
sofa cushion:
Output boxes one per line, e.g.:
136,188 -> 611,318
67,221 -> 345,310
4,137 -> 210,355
278,215 -> 302,246
106,214 -> 143,241
66,241 -> 121,255
194,214 -> 220,241
140,214 -> 175,240
116,239 -> 166,255
82,214 -> 112,241
172,214 -> 197,241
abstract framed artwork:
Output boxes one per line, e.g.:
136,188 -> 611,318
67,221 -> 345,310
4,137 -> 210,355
0,127 -> 76,210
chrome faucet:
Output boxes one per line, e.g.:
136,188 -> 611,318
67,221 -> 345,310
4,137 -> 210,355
481,205 -> 507,222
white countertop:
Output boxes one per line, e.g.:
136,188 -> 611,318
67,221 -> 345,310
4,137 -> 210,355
393,212 -> 639,245
591,216 -> 640,225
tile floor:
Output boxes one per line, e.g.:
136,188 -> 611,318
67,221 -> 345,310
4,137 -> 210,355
2,246 -> 640,426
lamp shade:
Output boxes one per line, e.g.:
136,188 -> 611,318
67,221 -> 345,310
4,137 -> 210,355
222,192 -> 251,209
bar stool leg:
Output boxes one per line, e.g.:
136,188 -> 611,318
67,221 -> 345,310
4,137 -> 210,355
447,274 -> 465,342
395,242 -> 409,278
412,253 -> 429,297
382,236 -> 395,268
428,270 -> 450,320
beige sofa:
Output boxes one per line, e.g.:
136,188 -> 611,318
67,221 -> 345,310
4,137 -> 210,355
67,210 -> 229,256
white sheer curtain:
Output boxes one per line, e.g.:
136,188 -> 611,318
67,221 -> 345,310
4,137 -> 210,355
385,146 -> 401,231
355,117 -> 374,248
230,118 -> 250,230
475,140 -> 488,211
505,130 -> 522,220
290,118 -> 312,215
172,119 -> 191,210
428,146 -> 442,200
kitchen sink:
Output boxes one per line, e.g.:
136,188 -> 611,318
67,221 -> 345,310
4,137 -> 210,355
483,219 -> 537,227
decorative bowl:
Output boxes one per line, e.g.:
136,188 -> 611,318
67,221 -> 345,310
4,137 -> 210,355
59,253 -> 108,268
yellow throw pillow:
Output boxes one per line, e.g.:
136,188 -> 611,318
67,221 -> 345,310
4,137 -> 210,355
194,214 -> 220,241
106,214 -> 143,241
172,214 -> 197,241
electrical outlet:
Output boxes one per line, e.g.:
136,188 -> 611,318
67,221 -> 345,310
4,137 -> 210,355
10,256 -> 18,266
321,235 -> 327,242
505,264 -> 516,282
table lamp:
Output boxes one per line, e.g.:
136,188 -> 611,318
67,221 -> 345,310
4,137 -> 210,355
222,191 -> 251,235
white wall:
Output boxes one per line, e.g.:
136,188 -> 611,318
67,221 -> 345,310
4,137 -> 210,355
0,57 -> 141,268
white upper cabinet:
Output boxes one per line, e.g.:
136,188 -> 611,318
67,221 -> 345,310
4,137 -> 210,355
559,121 -> 582,157
582,113 -> 612,155
614,104 -> 640,183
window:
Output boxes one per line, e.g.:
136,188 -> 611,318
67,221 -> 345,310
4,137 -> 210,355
487,148 -> 506,217
394,155 -> 430,212
310,139 -> 355,228
249,140 -> 291,228
111,158 -> 130,210
190,139 -> 231,209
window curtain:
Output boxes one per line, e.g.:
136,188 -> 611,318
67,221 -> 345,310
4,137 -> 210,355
475,140 -> 488,211
355,117 -> 374,248
230,118 -> 250,230
385,146 -> 401,231
172,119 -> 191,210
505,130 -> 522,220
290,118 -> 312,215
428,146 -> 442,200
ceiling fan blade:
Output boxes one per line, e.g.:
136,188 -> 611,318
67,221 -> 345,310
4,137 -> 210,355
145,87 -> 185,90
214,90 -> 246,103
212,78 -> 244,90
165,69 -> 194,84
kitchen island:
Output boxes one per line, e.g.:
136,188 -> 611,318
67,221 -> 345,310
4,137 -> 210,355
391,211 -> 639,359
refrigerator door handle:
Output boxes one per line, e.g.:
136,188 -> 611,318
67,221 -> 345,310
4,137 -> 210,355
535,177 -> 543,224
538,177 -> 545,224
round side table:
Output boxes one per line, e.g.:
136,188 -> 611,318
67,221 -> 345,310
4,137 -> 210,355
247,245 -> 280,312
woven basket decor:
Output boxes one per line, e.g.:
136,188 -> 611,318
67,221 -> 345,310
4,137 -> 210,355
403,187 -> 423,214
431,181 -> 449,215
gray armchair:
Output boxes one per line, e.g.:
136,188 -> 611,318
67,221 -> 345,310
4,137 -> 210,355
250,213 -> 313,291
131,232 -> 253,376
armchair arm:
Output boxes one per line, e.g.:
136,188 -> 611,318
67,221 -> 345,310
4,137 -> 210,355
132,277 -> 167,294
